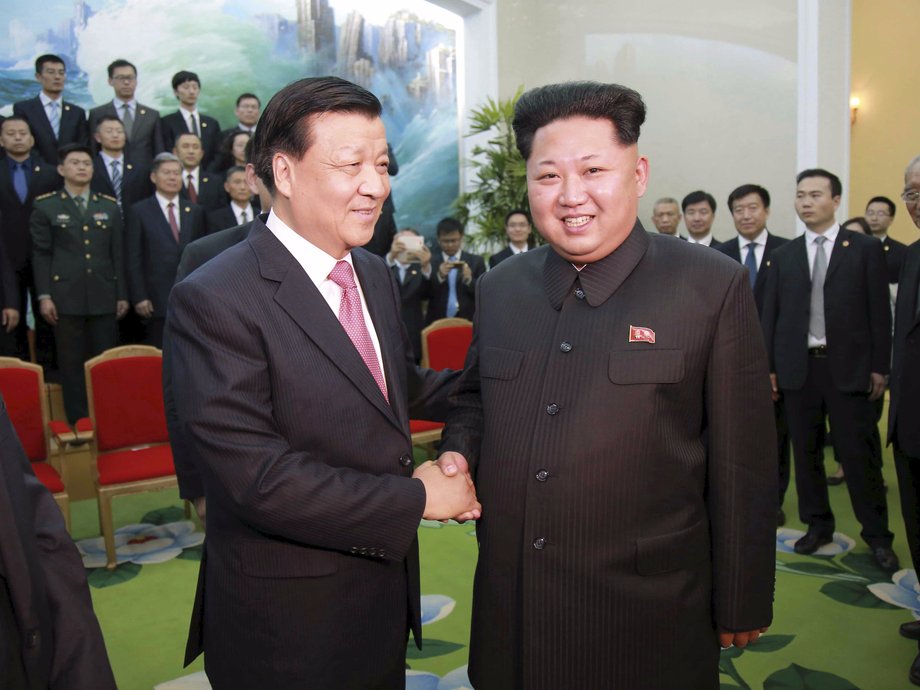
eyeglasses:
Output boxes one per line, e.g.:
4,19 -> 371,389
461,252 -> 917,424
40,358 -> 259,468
864,210 -> 891,217
902,190 -> 920,203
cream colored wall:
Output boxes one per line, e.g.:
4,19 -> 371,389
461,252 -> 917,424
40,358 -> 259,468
488,0 -> 850,241
850,0 -> 920,245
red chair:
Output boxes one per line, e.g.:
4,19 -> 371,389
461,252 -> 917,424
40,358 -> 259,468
85,345 -> 184,569
0,357 -> 74,530
411,318 -> 474,455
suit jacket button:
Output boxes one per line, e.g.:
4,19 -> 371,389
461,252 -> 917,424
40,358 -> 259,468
535,469 -> 549,482
574,287 -> 585,300
399,453 -> 412,467
546,403 -> 559,415
533,537 -> 546,550
559,341 -> 572,353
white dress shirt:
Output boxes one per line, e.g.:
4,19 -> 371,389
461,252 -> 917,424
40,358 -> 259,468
736,229 -> 767,269
39,91 -> 63,127
265,210 -> 386,385
114,98 -> 137,119
155,192 -> 182,224
230,201 -> 253,225
805,224 -> 839,347
100,151 -> 125,183
184,166 -> 200,191
687,233 -> 713,247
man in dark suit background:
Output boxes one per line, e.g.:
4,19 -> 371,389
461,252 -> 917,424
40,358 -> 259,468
90,116 -> 152,212
716,183 -> 790,524
218,92 -> 260,140
167,76 -> 479,689
682,189 -> 719,246
762,168 -> 897,571
205,166 -> 255,232
865,195 -> 908,287
650,196 -> 682,237
174,132 -> 225,212
0,116 -> 60,363
437,81 -> 776,690
88,59 -> 164,168
489,208 -> 533,268
0,398 -> 116,690
13,55 -> 89,166
126,153 -> 205,348
889,154 -> 920,684
386,228 -> 431,361
426,217 -> 485,323
161,71 -> 221,169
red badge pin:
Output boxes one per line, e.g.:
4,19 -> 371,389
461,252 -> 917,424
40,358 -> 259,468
629,325 -> 656,344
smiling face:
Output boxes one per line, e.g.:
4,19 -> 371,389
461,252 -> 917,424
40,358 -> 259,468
526,116 -> 648,264
684,201 -> 714,238
271,112 -> 390,258
504,212 -> 531,246
731,193 -> 770,240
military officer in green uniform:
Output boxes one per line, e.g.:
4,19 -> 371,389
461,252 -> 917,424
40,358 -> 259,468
30,143 -> 128,423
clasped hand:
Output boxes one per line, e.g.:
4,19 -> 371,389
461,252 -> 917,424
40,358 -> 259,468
412,451 -> 480,522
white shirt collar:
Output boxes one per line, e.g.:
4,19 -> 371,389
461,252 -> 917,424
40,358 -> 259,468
265,210 -> 351,293
231,201 -> 252,218
737,228 -> 767,250
510,244 -> 528,255
805,224 -> 839,246
155,192 -> 181,217
686,233 -> 712,246
99,151 -> 124,168
114,98 -> 137,110
184,166 -> 200,183
39,92 -> 62,107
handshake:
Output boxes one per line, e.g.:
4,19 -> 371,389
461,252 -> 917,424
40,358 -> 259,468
413,451 -> 481,522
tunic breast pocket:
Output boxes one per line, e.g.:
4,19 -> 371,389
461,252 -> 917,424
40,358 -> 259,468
480,346 -> 523,381
608,349 -> 685,385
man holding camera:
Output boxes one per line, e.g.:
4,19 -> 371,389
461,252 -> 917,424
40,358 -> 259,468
427,216 -> 485,323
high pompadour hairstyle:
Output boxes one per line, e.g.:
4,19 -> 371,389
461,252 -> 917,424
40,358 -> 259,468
512,81 -> 646,161
252,76 -> 382,194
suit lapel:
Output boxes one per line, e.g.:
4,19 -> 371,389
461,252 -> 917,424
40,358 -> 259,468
178,203 -> 194,246
254,226 -> 401,430
792,235 -> 810,284
825,228 -> 850,283
28,98 -> 56,144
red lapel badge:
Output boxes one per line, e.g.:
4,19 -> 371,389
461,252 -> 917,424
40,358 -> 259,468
629,325 -> 656,344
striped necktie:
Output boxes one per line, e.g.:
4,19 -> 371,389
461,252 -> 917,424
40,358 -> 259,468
110,159 -> 123,205
48,101 -> 61,138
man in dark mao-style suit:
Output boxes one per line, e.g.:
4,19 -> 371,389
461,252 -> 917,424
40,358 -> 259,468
167,77 -> 479,690
437,82 -> 776,690
426,217 -> 486,323
716,184 -> 790,524
0,398 -> 116,690
762,169 -> 896,571
888,155 -> 920,684
13,55 -> 89,165
126,153 -> 206,348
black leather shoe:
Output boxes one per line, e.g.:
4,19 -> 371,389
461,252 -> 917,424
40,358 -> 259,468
874,547 -> 900,573
777,509 -> 786,527
794,532 -> 832,554
910,652 -> 920,686
901,620 -> 920,641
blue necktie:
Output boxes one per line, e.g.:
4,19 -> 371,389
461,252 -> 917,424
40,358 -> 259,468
12,162 -> 28,204
48,101 -> 61,139
446,257 -> 459,317
744,242 -> 758,289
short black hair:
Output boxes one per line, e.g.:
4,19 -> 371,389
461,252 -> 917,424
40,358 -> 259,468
0,116 -> 32,134
866,195 -> 896,217
512,81 -> 646,161
252,76 -> 381,194
243,136 -> 255,165
35,54 -> 65,74
436,217 -> 464,237
56,142 -> 92,164
682,190 -> 717,213
728,184 -> 770,210
172,70 -> 200,91
796,168 -> 842,198
504,209 -> 531,225
236,93 -> 261,107
842,216 -> 871,234
94,115 -> 124,132
174,131 -> 202,147
107,59 -> 137,78
224,165 -> 247,181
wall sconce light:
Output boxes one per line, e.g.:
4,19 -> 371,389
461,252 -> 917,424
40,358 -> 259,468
850,96 -> 861,125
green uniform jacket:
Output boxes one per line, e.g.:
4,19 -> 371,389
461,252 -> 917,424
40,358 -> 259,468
30,191 -> 126,316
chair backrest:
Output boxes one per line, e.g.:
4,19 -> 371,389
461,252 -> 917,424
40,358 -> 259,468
421,318 -> 473,371
0,357 -> 49,463
85,346 -> 168,452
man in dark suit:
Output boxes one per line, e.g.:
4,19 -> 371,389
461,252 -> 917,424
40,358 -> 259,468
716,183 -> 790,525
865,195 -> 908,286
30,144 -> 127,423
166,76 -> 479,689
90,116 -> 152,212
426,217 -> 485,323
650,196 -> 682,237
13,55 -> 89,165
88,59 -> 164,168
161,71 -> 221,169
0,398 -> 116,690
489,208 -> 533,268
762,168 -> 897,571
0,116 -> 60,363
386,228 -> 431,361
682,189 -> 719,246
174,132 -> 225,212
218,92 -> 260,140
205,166 -> 255,232
888,155 -> 920,684
126,153 -> 205,348
437,81 -> 776,690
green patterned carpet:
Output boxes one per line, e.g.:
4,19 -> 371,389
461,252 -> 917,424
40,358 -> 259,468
73,444 -> 919,689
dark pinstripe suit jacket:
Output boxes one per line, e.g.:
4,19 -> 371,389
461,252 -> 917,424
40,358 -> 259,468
440,223 -> 776,690
167,219 -> 457,688
889,239 -> 920,456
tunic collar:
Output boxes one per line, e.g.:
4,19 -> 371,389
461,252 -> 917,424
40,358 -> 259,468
543,219 -> 650,310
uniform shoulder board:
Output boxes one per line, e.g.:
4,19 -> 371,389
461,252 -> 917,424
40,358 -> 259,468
34,192 -> 56,201
99,193 -> 118,203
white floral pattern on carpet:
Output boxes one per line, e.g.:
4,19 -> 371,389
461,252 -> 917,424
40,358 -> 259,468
76,521 -> 204,569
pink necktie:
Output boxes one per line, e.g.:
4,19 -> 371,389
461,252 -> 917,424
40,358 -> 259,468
328,261 -> 388,402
